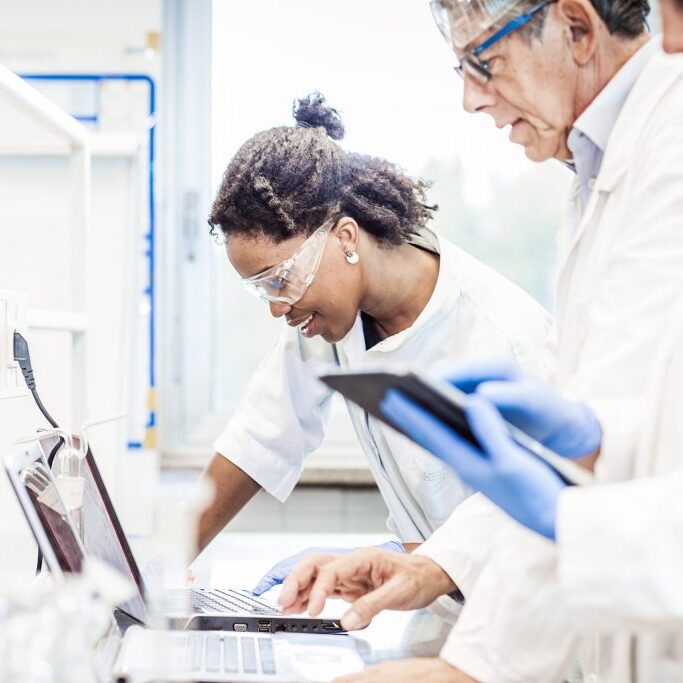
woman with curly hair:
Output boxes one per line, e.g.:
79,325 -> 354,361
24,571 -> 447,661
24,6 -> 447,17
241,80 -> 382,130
197,92 -> 550,596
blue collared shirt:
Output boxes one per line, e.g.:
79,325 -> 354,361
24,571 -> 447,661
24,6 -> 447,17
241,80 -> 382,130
567,38 -> 660,209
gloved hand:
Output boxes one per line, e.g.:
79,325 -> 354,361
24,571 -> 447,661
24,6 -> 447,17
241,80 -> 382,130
381,390 -> 566,540
446,360 -> 602,459
252,540 -> 404,596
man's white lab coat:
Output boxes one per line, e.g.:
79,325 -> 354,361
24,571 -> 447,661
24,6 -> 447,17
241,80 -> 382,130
556,294 -> 683,679
557,292 -> 683,625
417,48 -> 683,682
213,234 -> 550,544
434,298 -> 683,683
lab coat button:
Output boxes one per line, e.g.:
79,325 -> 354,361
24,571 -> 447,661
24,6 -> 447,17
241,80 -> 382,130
585,673 -> 598,683
588,177 -> 596,190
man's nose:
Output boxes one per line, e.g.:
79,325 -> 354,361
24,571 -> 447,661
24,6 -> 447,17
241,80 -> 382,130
462,73 -> 497,114
269,301 -> 292,318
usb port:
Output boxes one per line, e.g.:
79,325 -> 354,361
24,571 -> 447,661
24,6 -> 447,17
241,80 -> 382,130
323,624 -> 338,631
258,621 -> 271,633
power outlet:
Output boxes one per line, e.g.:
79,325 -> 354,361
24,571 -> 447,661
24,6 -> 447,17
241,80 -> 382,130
0,291 -> 29,400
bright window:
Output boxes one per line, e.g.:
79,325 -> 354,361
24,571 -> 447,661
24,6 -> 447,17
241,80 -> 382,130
208,0 -> 570,449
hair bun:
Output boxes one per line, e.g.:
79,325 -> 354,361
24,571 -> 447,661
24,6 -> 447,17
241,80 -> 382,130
292,92 -> 345,141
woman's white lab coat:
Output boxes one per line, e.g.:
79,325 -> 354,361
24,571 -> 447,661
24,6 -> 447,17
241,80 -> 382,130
213,234 -> 550,543
418,48 -> 683,682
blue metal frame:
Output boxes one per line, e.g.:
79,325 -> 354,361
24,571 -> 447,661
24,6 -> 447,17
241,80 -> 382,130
19,73 -> 157,450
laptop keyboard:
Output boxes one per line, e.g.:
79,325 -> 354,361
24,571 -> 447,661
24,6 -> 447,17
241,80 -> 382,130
190,588 -> 279,615
185,632 -> 277,675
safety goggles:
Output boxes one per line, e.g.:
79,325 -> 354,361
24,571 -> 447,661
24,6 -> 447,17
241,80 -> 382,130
241,215 -> 338,305
431,0 -> 555,83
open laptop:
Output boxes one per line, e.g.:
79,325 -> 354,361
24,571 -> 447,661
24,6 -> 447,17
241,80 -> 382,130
5,438 -> 364,682
5,435 -> 344,634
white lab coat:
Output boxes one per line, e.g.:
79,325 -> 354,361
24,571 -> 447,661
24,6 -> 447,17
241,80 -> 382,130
213,234 -> 550,543
418,48 -> 683,682
556,294 -> 683,679
434,298 -> 683,683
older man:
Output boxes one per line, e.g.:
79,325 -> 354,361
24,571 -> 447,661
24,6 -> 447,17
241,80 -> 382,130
339,0 -> 683,679
280,0 -> 683,680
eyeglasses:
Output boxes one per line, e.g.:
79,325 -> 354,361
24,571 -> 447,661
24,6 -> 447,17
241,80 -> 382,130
432,0 -> 555,84
241,214 -> 338,306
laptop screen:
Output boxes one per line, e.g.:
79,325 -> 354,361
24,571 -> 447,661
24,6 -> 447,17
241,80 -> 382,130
18,457 -> 85,574
10,438 -> 148,624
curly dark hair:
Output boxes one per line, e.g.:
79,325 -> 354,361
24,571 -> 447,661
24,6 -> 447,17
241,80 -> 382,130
208,92 -> 437,246
510,0 -> 650,41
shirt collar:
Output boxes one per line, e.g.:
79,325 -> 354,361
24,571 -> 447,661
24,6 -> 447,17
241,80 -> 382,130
570,37 -> 660,156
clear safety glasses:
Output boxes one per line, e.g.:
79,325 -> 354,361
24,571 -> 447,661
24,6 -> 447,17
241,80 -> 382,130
241,215 -> 338,305
431,0 -> 555,84
430,0 -> 522,50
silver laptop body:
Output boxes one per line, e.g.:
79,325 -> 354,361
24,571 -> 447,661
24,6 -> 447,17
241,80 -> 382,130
4,436 -> 343,634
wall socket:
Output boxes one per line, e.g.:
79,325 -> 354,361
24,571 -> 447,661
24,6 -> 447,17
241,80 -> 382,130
0,291 -> 28,400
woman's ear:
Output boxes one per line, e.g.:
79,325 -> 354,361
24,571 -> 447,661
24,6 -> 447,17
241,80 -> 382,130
556,0 -> 600,66
333,217 -> 360,255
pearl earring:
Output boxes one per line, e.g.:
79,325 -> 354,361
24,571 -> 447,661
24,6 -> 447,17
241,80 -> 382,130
345,251 -> 360,265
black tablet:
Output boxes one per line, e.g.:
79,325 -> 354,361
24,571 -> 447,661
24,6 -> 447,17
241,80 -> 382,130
320,368 -> 593,487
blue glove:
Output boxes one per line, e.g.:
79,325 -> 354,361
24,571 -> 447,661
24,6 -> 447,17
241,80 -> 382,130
381,390 -> 566,539
252,540 -> 404,595
446,360 -> 602,459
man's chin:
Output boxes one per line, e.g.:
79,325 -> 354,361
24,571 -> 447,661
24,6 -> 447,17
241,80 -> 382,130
663,35 -> 683,53
510,124 -> 558,163
523,145 -> 556,163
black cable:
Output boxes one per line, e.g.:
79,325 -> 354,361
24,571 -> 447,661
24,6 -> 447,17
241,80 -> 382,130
31,389 -> 59,429
14,332 -> 60,428
14,331 -> 64,574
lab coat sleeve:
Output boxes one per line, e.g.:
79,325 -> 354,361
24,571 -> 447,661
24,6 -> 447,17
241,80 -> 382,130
413,493 -> 513,599
556,472 -> 683,626
438,526 -> 579,683
212,327 -> 335,502
562,118 -> 683,483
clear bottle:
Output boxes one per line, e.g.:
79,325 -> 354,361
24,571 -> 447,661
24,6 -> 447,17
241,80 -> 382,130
54,442 -> 85,541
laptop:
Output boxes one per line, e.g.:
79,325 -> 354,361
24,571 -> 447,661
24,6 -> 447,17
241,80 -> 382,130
5,438 -> 364,682
4,435 -> 344,634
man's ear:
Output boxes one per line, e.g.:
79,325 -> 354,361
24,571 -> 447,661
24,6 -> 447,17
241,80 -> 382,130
334,217 -> 360,254
556,0 -> 600,66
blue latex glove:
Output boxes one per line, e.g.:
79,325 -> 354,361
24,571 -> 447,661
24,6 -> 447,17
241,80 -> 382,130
446,360 -> 602,459
252,540 -> 404,595
381,390 -> 566,540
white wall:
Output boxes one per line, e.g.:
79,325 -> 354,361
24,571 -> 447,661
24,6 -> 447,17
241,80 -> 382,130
0,0 -> 162,549
0,95 -> 83,541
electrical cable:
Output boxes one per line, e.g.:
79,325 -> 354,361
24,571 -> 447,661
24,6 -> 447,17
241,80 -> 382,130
13,331 -> 64,574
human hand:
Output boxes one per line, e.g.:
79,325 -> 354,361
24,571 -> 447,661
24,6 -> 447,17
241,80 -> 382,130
381,391 -> 565,540
252,541 -> 404,596
278,547 -> 455,630
446,360 -> 602,459
333,657 -> 478,682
